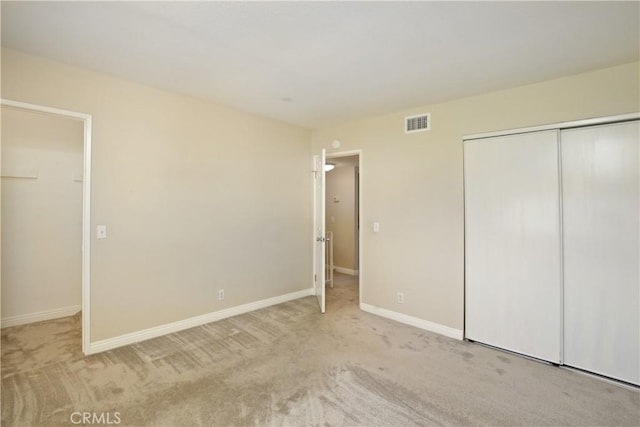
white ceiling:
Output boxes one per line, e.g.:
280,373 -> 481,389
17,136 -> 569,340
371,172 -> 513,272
2,1 -> 639,129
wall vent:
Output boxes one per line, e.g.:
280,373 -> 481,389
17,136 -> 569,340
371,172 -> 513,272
405,113 -> 431,133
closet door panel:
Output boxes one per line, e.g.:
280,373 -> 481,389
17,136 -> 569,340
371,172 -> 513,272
465,131 -> 561,362
562,121 -> 639,385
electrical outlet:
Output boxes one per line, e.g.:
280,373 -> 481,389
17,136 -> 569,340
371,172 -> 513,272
218,289 -> 225,301
397,292 -> 404,304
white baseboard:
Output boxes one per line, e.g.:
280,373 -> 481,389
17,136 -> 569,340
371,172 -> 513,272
360,303 -> 463,340
1,305 -> 82,328
88,288 -> 314,354
333,266 -> 359,276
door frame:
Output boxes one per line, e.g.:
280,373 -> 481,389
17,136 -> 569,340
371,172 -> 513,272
326,149 -> 363,307
1,98 -> 92,354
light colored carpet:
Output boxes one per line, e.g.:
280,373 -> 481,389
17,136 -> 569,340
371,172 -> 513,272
2,273 -> 638,426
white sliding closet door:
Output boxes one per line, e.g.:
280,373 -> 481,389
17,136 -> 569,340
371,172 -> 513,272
562,121 -> 639,385
465,131 -> 561,362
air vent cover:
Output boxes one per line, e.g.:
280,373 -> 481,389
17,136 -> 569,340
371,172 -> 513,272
405,113 -> 431,133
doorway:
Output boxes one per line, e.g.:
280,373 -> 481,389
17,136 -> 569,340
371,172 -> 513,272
0,99 -> 92,354
324,152 -> 361,311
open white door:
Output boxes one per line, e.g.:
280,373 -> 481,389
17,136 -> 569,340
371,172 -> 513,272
313,149 -> 326,313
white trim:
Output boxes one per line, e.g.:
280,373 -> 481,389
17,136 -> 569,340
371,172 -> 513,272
333,266 -> 359,276
1,305 -> 82,328
556,129 -> 565,365
88,288 -> 314,354
360,303 -> 463,340
82,111 -> 93,356
464,112 -> 640,141
0,98 -> 92,355
326,149 -> 362,160
463,137 -> 469,338
0,99 -> 91,121
326,149 -> 363,306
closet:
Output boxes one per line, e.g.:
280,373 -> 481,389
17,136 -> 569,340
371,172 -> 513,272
464,115 -> 639,385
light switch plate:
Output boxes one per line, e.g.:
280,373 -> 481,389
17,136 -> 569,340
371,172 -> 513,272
97,225 -> 107,239
373,222 -> 380,233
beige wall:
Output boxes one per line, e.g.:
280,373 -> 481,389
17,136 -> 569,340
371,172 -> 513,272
312,61 -> 640,331
1,48 -> 312,341
2,46 -> 638,342
1,107 -> 84,320
325,156 -> 358,272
